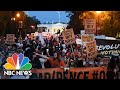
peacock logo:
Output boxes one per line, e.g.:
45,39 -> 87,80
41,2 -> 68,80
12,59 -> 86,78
4,53 -> 32,70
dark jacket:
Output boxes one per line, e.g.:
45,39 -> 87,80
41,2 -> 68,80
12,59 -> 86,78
31,57 -> 42,69
44,60 -> 51,68
106,70 -> 115,79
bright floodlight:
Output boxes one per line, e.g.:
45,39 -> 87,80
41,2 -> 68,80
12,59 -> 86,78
16,13 -> 20,17
96,11 -> 102,14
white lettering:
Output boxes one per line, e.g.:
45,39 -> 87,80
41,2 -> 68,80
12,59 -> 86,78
106,45 -> 110,50
4,71 -> 9,75
97,44 -> 120,51
11,71 -> 15,75
23,71 -> 28,75
97,45 -> 102,50
110,44 -> 113,49
4,70 -> 32,76
16,71 -> 23,75
28,71 -> 32,76
4,71 -> 15,75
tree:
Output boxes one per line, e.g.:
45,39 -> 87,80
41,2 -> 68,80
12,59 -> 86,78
4,11 -> 27,38
66,11 -> 86,34
0,11 -> 12,36
67,11 -> 120,37
0,11 -> 41,39
24,15 -> 40,34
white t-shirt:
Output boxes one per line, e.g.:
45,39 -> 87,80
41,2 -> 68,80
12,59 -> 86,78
38,33 -> 45,46
39,58 -> 47,69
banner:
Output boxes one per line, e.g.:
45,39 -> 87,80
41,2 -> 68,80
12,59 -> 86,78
96,39 -> 120,56
86,40 -> 97,58
6,34 -> 15,45
62,28 -> 75,45
81,34 -> 94,42
31,67 -> 107,79
84,19 -> 96,34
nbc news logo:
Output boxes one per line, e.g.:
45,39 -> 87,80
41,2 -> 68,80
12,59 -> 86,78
3,53 -> 32,76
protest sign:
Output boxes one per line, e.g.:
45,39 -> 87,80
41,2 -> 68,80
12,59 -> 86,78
84,19 -> 96,34
80,30 -> 85,35
96,39 -> 120,56
81,34 -> 94,42
6,34 -> 15,45
32,67 -> 107,79
62,28 -> 75,45
86,40 -> 98,59
76,39 -> 82,44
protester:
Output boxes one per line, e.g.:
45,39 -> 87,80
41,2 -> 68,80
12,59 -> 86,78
106,61 -> 116,79
37,27 -> 45,47
0,29 -> 119,79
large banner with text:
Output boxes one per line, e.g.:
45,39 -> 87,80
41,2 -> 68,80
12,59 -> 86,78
96,39 -> 120,56
32,67 -> 107,79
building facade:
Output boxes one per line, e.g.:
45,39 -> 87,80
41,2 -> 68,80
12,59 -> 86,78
37,22 -> 68,34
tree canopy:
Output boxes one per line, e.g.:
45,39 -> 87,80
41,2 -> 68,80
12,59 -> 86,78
0,11 -> 40,38
67,11 -> 120,37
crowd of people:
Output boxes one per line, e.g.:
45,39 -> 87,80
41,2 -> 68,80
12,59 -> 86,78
0,29 -> 120,79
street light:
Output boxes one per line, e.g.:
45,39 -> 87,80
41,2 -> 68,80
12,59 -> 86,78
16,13 -> 20,18
57,11 -> 60,23
11,18 -> 15,21
96,11 -> 102,14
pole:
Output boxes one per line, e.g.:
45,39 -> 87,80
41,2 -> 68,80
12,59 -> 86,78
59,13 -> 60,23
57,11 -> 60,23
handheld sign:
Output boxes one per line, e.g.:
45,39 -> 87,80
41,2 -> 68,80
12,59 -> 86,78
86,40 -> 98,59
81,34 -> 94,42
84,19 -> 96,34
62,28 -> 75,45
62,28 -> 75,60
6,34 -> 15,45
